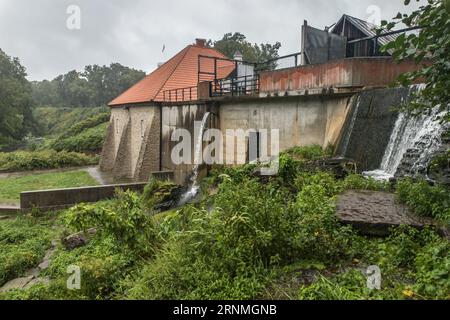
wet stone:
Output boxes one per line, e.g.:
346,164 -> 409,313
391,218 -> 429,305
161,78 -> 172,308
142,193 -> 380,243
336,191 -> 435,236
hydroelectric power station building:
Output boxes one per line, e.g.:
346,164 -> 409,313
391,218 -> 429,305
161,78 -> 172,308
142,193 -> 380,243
100,15 -> 424,184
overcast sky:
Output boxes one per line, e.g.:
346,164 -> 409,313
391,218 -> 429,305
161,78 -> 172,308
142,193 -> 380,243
0,0 -> 422,81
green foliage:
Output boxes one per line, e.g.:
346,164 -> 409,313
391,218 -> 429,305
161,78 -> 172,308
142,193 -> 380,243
45,236 -> 134,299
34,106 -> 108,138
210,32 -> 281,64
1,148 -> 449,301
397,178 -> 450,222
50,122 -> 108,153
59,112 -> 110,140
298,270 -> 402,300
64,190 -> 157,255
0,216 -> 55,286
380,0 -> 450,117
141,178 -> 179,212
31,63 -> 145,108
0,170 -> 98,203
342,174 -> 391,192
0,150 -> 98,172
414,239 -> 450,299
0,49 -> 37,149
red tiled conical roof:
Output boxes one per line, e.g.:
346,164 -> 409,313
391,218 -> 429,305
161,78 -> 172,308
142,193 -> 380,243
109,43 -> 235,106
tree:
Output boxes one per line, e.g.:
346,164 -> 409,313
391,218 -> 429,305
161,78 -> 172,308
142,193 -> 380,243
380,0 -> 450,119
31,63 -> 146,108
0,49 -> 36,149
209,32 -> 281,63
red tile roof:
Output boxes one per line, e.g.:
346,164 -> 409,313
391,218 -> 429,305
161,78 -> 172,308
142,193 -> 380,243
109,43 -> 235,106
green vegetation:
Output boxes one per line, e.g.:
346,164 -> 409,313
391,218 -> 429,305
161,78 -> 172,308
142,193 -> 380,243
0,150 -> 98,173
209,32 -> 281,63
50,122 -> 108,153
381,0 -> 450,119
0,215 -> 57,287
31,64 -> 145,109
0,146 -> 447,301
397,179 -> 450,224
34,107 -> 109,139
0,170 -> 99,204
0,49 -> 37,149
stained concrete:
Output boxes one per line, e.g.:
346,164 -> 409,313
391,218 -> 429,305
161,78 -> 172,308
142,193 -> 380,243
336,87 -> 411,171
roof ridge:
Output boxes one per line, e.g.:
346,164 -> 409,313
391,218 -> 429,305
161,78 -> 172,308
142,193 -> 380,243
152,45 -> 193,101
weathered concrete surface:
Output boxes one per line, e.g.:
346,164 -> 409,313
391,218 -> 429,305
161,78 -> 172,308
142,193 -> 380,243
336,191 -> 434,236
336,87 -> 411,171
20,182 -> 148,212
220,95 -> 353,165
161,103 -> 220,185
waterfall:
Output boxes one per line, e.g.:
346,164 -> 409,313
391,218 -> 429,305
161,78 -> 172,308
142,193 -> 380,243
364,106 -> 446,181
179,112 -> 211,205
339,95 -> 361,157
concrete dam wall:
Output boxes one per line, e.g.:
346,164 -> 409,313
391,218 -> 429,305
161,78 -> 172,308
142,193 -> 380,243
100,86 -> 426,185
336,87 -> 411,171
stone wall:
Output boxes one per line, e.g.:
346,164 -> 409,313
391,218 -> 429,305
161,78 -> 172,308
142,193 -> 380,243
102,105 -> 161,182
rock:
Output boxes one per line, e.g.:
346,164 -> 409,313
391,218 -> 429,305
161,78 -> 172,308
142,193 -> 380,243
336,191 -> 435,236
0,276 -> 34,293
62,228 -> 96,251
63,233 -> 87,250
24,277 -> 50,289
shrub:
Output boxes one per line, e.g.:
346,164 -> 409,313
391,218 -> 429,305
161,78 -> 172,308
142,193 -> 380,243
342,174 -> 391,192
141,178 -> 179,212
60,113 -> 110,139
0,217 -> 55,286
298,270 -> 402,300
64,190 -> 157,256
397,179 -> 450,223
0,150 -> 98,172
50,123 -> 108,153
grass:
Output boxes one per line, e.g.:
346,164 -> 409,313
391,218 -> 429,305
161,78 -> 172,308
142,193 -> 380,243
0,170 -> 99,204
0,214 -> 58,287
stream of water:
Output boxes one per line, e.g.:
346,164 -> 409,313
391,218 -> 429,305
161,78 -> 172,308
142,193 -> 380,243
178,112 -> 211,205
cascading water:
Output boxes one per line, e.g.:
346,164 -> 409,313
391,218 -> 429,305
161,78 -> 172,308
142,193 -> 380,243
179,112 -> 211,205
339,95 -> 361,157
364,85 -> 446,181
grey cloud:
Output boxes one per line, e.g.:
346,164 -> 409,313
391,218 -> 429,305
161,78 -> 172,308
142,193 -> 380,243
0,0 -> 422,81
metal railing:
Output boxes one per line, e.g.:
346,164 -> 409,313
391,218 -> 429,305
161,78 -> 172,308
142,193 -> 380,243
162,86 -> 198,102
211,74 -> 260,97
255,52 -> 302,73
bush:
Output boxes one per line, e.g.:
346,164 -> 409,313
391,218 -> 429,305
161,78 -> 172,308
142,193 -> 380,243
0,150 -> 98,172
397,179 -> 450,223
64,190 -> 158,256
50,123 -> 108,153
60,113 -> 110,139
298,270 -> 402,300
141,178 -> 179,212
